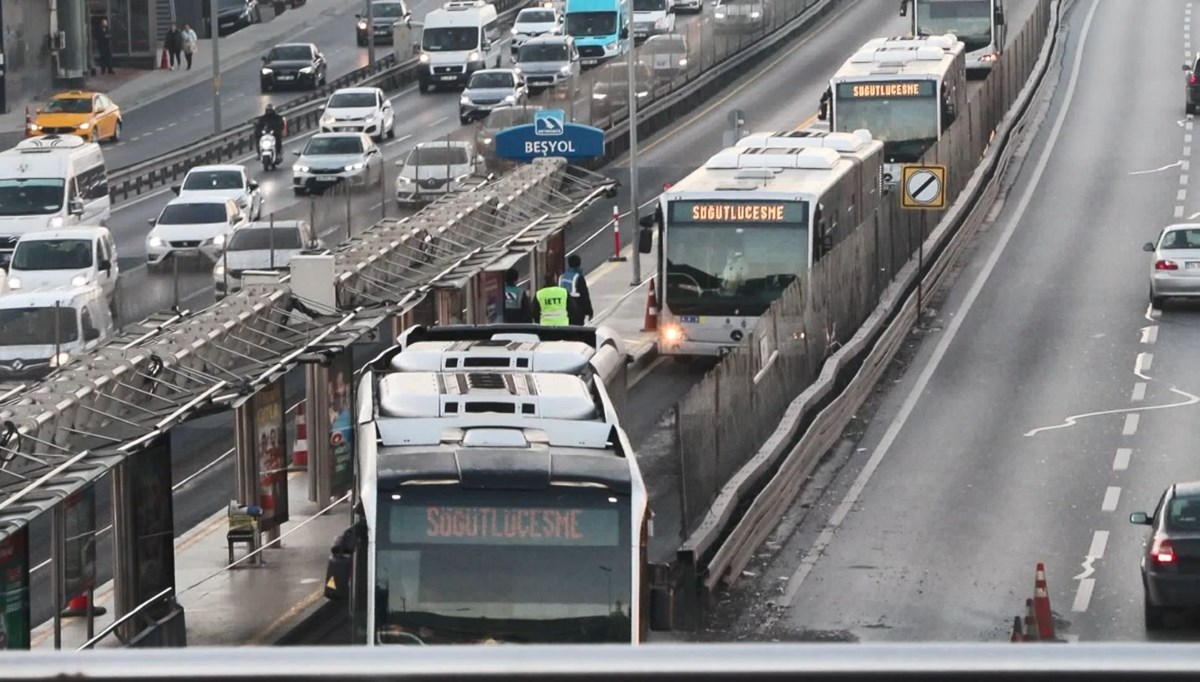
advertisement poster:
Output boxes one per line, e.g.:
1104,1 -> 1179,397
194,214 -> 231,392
254,379 -> 289,531
132,438 -> 175,615
0,528 -> 30,650
62,486 -> 98,606
328,351 -> 355,497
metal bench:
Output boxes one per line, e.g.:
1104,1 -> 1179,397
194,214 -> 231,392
226,501 -> 264,566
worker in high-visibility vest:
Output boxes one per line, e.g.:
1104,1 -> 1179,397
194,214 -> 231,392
532,273 -> 570,326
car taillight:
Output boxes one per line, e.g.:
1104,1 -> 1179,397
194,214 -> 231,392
1152,537 -> 1176,564
1156,260 -> 1179,270
1190,74 -> 1198,85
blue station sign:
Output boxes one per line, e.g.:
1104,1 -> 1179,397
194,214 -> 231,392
494,110 -> 606,161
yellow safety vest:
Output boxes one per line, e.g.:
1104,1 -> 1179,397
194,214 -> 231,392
536,286 -> 570,326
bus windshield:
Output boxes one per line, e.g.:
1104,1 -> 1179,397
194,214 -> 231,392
833,87 -> 939,163
566,11 -> 617,37
665,200 -> 808,318
374,487 -> 632,644
914,0 -> 994,52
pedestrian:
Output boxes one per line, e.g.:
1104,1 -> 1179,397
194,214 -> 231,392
532,273 -> 569,326
181,24 -> 198,70
558,253 -> 593,325
95,18 -> 115,74
164,23 -> 183,70
818,86 -> 831,120
502,268 -> 532,323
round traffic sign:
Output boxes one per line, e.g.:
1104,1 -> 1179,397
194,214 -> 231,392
905,169 -> 942,205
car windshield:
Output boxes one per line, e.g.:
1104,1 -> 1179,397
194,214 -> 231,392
468,72 -> 515,89
328,92 -> 377,108
182,170 -> 244,191
268,45 -> 312,61
1159,229 -> 1200,249
422,27 -> 479,51
409,146 -> 470,165
0,179 -> 65,216
0,307 -> 79,346
227,227 -> 304,251
519,43 -> 569,62
157,203 -> 228,225
305,136 -> 365,155
643,38 -> 685,54
371,2 -> 407,17
11,239 -> 93,271
43,98 -> 93,114
634,0 -> 667,11
565,11 -> 616,36
518,9 -> 556,22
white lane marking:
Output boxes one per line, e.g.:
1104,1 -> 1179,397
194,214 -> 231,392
1089,530 -> 1109,560
1185,160 -> 1192,172
1178,189 -> 1187,201
1191,210 -> 1200,219
1141,325 -> 1159,344
1131,382 -> 1146,401
1188,133 -> 1194,143
778,0 -> 1104,609
1183,174 -> 1191,185
1072,579 -> 1095,612
1186,146 -> 1193,156
1102,486 -> 1121,511
1129,161 -> 1182,175
1113,448 -> 1132,471
1025,387 -> 1199,436
386,133 -> 413,146
430,116 -> 447,127
1176,206 -> 1186,218
1136,351 -> 1153,378
1123,413 -> 1139,435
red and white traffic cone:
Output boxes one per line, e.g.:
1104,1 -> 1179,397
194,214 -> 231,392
609,205 -> 626,262
642,279 -> 658,332
160,46 -> 170,70
1009,615 -> 1023,642
292,401 -> 308,467
61,591 -> 107,618
1034,563 -> 1056,641
1022,597 -> 1039,642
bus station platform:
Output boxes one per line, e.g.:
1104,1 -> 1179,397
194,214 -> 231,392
29,245 -> 660,649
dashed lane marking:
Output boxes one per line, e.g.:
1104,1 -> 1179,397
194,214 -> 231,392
1136,351 -> 1153,378
1113,448 -> 1132,471
1141,325 -> 1158,344
1122,413 -> 1139,435
1131,382 -> 1146,402
1102,486 -> 1121,512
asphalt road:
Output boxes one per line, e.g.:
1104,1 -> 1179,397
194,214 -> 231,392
701,0 -> 1197,645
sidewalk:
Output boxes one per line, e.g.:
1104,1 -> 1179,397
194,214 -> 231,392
28,250 -> 659,650
0,0 -> 362,136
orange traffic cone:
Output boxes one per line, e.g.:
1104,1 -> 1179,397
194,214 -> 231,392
61,592 -> 107,618
1034,563 -> 1055,641
292,401 -> 308,467
160,46 -> 170,70
642,279 -> 658,332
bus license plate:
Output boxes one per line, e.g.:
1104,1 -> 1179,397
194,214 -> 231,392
679,315 -> 701,323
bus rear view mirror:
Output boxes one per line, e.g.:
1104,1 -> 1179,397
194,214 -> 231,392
638,227 -> 654,254
324,528 -> 356,601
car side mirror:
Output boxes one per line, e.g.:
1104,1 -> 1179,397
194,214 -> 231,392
84,327 -> 100,341
69,198 -> 84,216
1186,64 -> 1193,72
355,13 -> 361,18
638,226 -> 653,254
98,260 -> 111,272
293,150 -> 302,156
1130,511 -> 1151,525
395,160 -> 405,167
249,180 -> 259,190
620,26 -> 629,39
170,184 -> 182,196
147,218 -> 156,226
1144,242 -> 1156,252
261,55 -> 269,62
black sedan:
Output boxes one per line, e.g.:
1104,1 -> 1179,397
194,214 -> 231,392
1130,481 -> 1200,629
214,0 -> 261,35
260,43 -> 327,92
1185,56 -> 1200,115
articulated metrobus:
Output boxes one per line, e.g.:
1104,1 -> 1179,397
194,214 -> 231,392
825,34 -> 966,186
652,131 -> 884,357
324,325 -> 661,644
904,0 -> 1005,77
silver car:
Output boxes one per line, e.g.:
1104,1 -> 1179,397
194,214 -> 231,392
1146,224 -> 1200,308
459,69 -> 528,124
514,35 -> 580,96
292,132 -> 383,195
213,220 -> 323,298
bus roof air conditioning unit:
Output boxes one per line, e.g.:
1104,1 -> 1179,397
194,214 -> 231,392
916,46 -> 945,60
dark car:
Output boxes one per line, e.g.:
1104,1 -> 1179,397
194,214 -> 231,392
475,104 -> 544,170
260,43 -> 327,92
589,60 -> 655,120
356,0 -> 412,46
1184,56 -> 1200,114
212,0 -> 261,35
1130,482 -> 1200,629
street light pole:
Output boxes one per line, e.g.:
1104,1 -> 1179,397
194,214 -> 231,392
210,0 -> 222,133
367,0 -> 376,65
625,42 -> 641,285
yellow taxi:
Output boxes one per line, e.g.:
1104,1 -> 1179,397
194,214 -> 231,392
26,91 -> 123,143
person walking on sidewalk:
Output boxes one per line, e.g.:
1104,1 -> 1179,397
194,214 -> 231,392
558,254 -> 593,325
532,273 -> 569,326
164,23 -> 184,70
95,19 -> 115,74
502,268 -> 532,323
181,24 -> 198,70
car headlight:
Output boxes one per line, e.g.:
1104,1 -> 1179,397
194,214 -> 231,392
345,162 -> 365,171
48,216 -> 64,228
357,19 -> 368,29
207,233 -> 227,246
79,122 -> 91,130
592,92 -> 607,100
294,164 -> 310,173
148,236 -> 165,248
26,123 -> 41,131
300,66 -> 314,74
460,94 -> 472,105
480,137 -> 493,145
503,94 -> 516,103
513,65 -> 523,74
559,64 -> 572,75
396,176 -> 413,184
715,11 -> 725,18
6,277 -> 21,290
679,57 -> 688,66
419,52 -> 430,63
261,67 -> 273,75
655,17 -> 667,26
605,41 -> 618,51
468,51 -> 481,62
71,273 -> 90,287
750,10 -> 760,17
213,263 -> 226,276
320,114 -> 335,126
48,352 -> 71,368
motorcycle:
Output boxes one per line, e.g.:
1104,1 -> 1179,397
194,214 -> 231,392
259,131 -> 278,171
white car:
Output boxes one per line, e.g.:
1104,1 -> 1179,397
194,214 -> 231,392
510,7 -> 561,55
6,227 -> 120,313
174,164 -> 263,221
318,87 -> 396,141
395,140 -> 485,206
145,197 -> 249,271
213,220 -> 323,298
292,132 -> 384,196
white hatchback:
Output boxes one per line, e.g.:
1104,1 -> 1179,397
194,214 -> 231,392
319,87 -> 396,141
174,164 -> 263,221
146,197 -> 249,270
5,227 -> 120,313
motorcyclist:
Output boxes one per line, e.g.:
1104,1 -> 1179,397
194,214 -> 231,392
256,103 -> 285,158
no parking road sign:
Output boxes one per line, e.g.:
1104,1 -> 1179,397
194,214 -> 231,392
901,164 -> 947,209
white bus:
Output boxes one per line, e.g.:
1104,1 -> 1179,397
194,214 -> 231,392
904,0 -> 1005,77
649,131 -> 883,357
823,34 -> 966,186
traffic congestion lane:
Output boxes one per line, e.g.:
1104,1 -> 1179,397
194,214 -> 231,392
695,0 -> 1182,643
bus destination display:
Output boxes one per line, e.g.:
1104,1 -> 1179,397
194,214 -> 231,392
836,80 -> 936,99
669,200 -> 807,224
390,505 -> 620,546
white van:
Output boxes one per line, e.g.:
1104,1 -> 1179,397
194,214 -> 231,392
0,284 -> 113,381
5,227 -> 120,314
417,0 -> 503,92
0,135 -> 110,268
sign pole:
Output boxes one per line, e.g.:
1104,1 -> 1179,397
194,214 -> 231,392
626,52 -> 642,285
210,0 -> 221,133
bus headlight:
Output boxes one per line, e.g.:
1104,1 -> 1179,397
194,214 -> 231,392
660,324 -> 684,346
48,352 -> 71,368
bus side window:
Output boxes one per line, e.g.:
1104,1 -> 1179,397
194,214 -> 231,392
941,80 -> 957,128
814,204 -> 830,259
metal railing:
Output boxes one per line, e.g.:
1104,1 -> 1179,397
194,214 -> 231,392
76,587 -> 180,650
